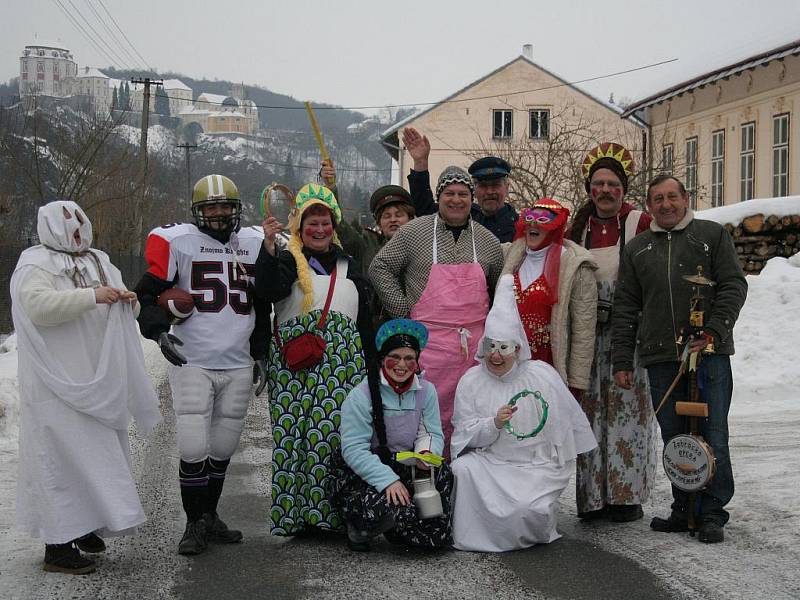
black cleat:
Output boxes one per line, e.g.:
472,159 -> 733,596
74,532 -> 106,553
203,512 -> 243,544
698,521 -> 725,543
609,504 -> 644,522
178,519 -> 208,555
43,543 -> 96,575
650,514 -> 690,533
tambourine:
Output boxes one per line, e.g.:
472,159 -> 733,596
260,183 -> 295,224
663,434 -> 716,492
504,390 -> 549,440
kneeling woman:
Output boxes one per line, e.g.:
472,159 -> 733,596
450,282 -> 597,552
332,319 -> 453,551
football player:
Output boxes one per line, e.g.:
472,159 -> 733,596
135,174 -> 270,555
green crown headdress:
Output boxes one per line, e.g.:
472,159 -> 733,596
294,184 -> 341,224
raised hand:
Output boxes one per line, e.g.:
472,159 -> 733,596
262,216 -> 284,255
401,127 -> 431,171
320,159 -> 336,187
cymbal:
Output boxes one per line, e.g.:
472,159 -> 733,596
683,273 -> 716,286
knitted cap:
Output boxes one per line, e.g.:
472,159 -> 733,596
435,166 -> 474,199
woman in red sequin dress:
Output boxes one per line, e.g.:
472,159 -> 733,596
498,199 -> 598,393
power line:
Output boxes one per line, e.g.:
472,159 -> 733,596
51,0 -> 125,69
95,0 -> 153,71
83,0 -> 145,70
153,57 -> 677,112
64,0 -> 131,69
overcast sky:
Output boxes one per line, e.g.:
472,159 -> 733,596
3,0 -> 799,114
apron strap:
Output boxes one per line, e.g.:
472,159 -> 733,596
433,216 -> 478,264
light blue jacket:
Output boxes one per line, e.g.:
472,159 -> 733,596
340,373 -> 444,492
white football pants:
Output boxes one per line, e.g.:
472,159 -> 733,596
168,364 -> 253,463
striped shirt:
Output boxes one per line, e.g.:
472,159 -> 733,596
369,214 -> 504,318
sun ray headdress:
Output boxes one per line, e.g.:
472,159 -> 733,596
287,183 -> 343,314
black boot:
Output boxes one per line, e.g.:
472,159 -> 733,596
203,512 -> 243,544
74,532 -> 106,553
650,512 -> 690,533
178,519 -> 208,556
578,507 -> 609,521
43,543 -> 96,575
609,504 -> 644,523
698,520 -> 724,543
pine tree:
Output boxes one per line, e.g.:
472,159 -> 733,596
111,86 -> 118,110
284,151 -> 296,188
155,84 -> 170,116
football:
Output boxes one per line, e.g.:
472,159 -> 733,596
157,287 -> 195,323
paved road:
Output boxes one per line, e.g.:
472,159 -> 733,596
1,374 -> 676,600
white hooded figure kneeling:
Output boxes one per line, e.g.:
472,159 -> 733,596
10,201 -> 161,574
450,279 -> 597,552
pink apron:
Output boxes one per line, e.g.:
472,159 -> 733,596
410,216 -> 490,455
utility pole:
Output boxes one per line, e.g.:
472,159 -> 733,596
131,77 -> 163,254
177,143 -> 198,205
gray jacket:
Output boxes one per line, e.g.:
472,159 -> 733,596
612,210 -> 747,371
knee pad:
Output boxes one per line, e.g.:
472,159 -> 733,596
176,413 -> 210,463
209,418 -> 246,460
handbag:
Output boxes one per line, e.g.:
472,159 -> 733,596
275,266 -> 337,372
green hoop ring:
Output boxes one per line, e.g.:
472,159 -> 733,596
504,389 -> 549,440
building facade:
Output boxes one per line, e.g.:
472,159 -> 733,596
179,91 -> 259,135
380,47 -> 644,207
624,39 -> 800,209
19,42 -> 77,98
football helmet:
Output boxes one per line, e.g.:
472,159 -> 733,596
191,174 -> 242,233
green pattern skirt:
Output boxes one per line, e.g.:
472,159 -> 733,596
268,310 -> 366,535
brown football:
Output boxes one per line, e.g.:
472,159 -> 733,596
158,287 -> 195,322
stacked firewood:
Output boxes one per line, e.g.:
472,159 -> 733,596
724,214 -> 800,274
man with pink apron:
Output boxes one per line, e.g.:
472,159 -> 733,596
411,217 -> 489,452
370,166 -> 504,455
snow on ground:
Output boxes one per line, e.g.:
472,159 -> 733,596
0,256 -> 798,597
696,195 -> 800,225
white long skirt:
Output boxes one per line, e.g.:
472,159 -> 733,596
451,453 -> 574,552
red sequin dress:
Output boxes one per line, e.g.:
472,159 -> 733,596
513,272 -> 553,365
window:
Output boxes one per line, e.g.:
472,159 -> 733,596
37,61 -> 45,81
22,61 -> 28,80
528,109 -> 549,139
711,130 -> 724,207
662,143 -> 674,174
493,110 -> 513,138
773,113 -> 790,197
685,137 -> 698,208
740,122 -> 755,201
53,62 -> 60,81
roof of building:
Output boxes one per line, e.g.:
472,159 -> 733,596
24,40 -> 70,51
77,67 -> 109,79
379,54 -> 643,159
622,38 -> 800,117
197,92 -> 229,105
163,78 -> 192,91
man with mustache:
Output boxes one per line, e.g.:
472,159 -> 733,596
402,127 -> 518,242
612,174 -> 747,543
567,143 -> 657,524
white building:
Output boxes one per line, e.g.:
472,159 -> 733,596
179,91 -> 259,135
74,66 -> 112,113
163,79 -> 193,115
19,41 -> 77,98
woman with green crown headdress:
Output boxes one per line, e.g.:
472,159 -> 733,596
256,183 -> 376,536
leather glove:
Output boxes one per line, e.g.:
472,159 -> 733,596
253,359 -> 268,396
158,332 -> 187,366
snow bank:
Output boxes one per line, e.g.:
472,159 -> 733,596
697,195 -> 800,226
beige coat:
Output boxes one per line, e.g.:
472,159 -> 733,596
501,239 -> 598,389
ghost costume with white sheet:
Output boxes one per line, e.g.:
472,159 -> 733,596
450,278 -> 596,552
10,201 -> 160,544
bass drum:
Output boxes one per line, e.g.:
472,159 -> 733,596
662,434 -> 716,492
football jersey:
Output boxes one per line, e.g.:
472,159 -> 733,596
144,223 -> 264,369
